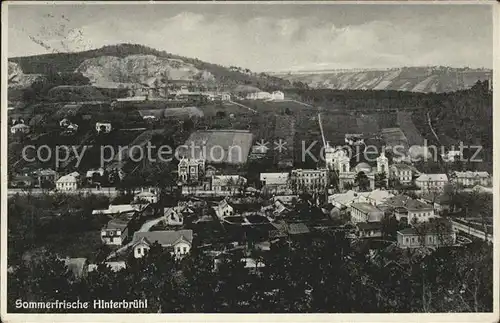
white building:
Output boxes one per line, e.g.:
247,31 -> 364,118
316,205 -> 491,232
451,171 -> 490,188
96,122 -> 112,133
415,174 -> 448,192
246,91 -> 272,100
56,172 -> 79,191
350,203 -> 384,223
101,215 -> 132,245
385,195 -> 436,224
213,199 -> 234,219
10,123 -> 30,134
211,175 -> 247,193
132,230 -> 193,259
290,168 -> 328,192
260,172 -> 289,186
178,157 -> 205,183
271,91 -> 284,101
390,163 -> 415,185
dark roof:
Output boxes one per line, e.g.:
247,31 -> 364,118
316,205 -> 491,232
385,195 -> 433,211
288,223 -> 310,235
133,230 -> 193,247
357,222 -> 383,231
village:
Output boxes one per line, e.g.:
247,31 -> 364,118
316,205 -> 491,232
7,79 -> 494,280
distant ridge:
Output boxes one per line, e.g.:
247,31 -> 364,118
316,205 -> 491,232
272,66 -> 491,93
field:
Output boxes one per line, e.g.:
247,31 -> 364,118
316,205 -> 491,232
182,130 -> 254,165
397,112 -> 425,146
237,99 -> 315,114
356,114 -> 379,135
380,128 -> 409,151
198,102 -> 253,117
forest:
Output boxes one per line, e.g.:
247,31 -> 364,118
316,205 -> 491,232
7,233 -> 492,313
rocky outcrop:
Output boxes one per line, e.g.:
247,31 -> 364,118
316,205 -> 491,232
75,54 -> 215,89
8,62 -> 43,89
275,67 -> 492,93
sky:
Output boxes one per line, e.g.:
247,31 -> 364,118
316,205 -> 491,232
7,3 -> 494,72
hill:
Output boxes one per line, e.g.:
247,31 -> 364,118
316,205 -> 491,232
9,43 -> 290,91
273,66 -> 492,93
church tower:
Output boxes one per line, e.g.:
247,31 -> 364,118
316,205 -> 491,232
376,150 -> 389,174
325,143 -> 336,170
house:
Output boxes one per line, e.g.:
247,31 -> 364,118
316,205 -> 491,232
101,213 -> 134,245
451,171 -> 490,188
246,91 -> 272,100
178,157 -> 205,183
92,203 -> 148,216
134,191 -> 158,204
220,92 -> 231,101
271,91 -> 284,101
397,227 -> 456,249
134,188 -> 159,204
163,206 -> 192,226
419,192 -> 452,213
260,172 -> 290,193
211,175 -> 247,193
390,163 -> 415,185
56,172 -> 79,191
364,189 -> 395,207
213,199 -> 234,219
96,122 -> 112,133
290,168 -> 328,192
10,123 -> 30,134
385,195 -> 435,223
415,174 -> 448,192
356,222 -> 383,238
345,134 -> 364,146
10,175 -> 36,188
328,190 -> 367,209
350,203 -> 384,223
132,230 -> 193,258
260,172 -> 289,186
86,168 -> 105,181
271,195 -> 298,205
32,168 -> 58,187
60,118 -> 71,128
270,221 -> 310,238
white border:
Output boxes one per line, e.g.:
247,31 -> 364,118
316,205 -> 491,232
1,1 -> 499,322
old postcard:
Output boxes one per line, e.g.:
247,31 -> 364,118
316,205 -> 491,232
1,1 -> 498,322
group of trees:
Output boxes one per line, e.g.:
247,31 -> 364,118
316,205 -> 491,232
7,232 -> 493,313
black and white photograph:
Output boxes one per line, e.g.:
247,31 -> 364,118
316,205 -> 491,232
1,1 -> 498,320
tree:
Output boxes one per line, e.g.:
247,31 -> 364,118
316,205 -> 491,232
355,172 -> 370,192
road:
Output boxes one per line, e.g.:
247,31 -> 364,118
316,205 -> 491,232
228,100 -> 257,113
8,187 -> 119,196
451,220 -> 493,243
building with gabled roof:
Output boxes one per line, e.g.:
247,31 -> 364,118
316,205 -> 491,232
415,173 -> 448,192
451,171 -> 490,188
384,195 -> 435,223
132,230 -> 193,258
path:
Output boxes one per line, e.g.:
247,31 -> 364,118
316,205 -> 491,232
228,100 -> 257,113
426,112 -> 441,145
283,99 -> 314,108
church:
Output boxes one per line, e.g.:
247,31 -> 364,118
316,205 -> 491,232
325,144 -> 389,191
